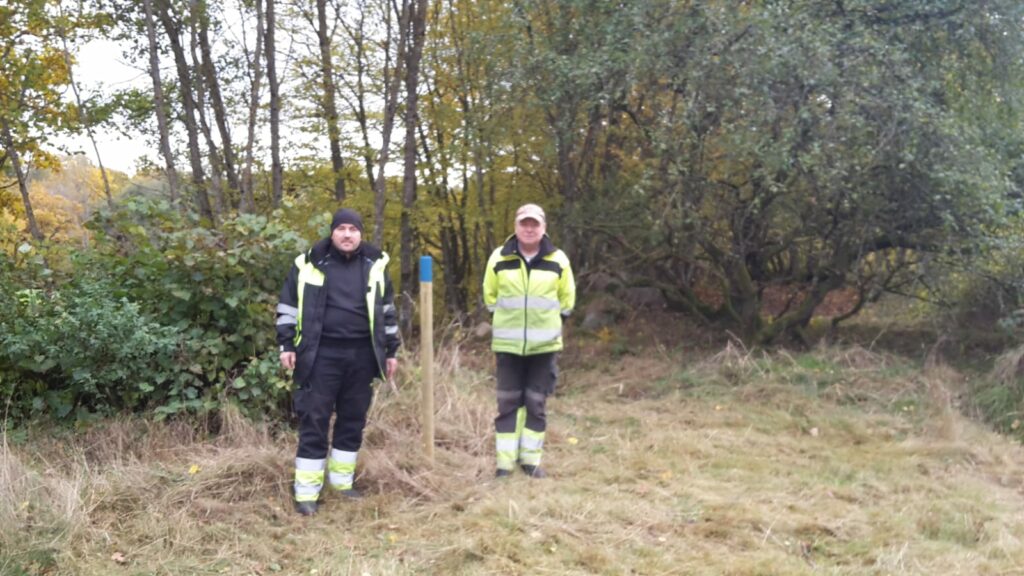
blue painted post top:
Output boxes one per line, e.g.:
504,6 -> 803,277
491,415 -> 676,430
420,255 -> 433,283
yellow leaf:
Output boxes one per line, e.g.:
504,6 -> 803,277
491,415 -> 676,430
567,437 -> 579,445
189,464 -> 201,475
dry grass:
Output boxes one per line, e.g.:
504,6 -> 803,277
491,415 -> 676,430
4,338 -> 1024,575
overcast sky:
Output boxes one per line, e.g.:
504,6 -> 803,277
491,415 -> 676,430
59,38 -> 154,174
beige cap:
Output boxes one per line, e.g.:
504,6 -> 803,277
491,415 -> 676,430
515,203 -> 546,224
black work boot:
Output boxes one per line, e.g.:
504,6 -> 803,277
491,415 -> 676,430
495,468 -> 512,478
336,488 -> 363,499
520,464 -> 547,478
294,500 -> 318,516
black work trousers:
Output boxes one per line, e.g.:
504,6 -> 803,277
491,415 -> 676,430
494,352 -> 557,434
293,340 -> 378,459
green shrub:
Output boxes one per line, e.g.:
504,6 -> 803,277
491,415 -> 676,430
82,197 -> 305,419
0,198 -> 307,424
0,280 -> 180,421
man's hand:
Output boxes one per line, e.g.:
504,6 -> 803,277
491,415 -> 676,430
280,351 -> 296,371
386,358 -> 398,381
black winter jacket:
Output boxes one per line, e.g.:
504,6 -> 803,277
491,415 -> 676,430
276,238 -> 400,385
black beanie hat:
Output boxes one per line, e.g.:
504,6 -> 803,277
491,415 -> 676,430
331,208 -> 364,232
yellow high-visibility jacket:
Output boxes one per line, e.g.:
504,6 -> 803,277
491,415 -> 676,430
483,235 -> 575,356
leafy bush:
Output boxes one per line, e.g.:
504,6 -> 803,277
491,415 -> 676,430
0,280 -> 180,421
951,220 -> 1024,339
1,198 -> 308,424
83,197 -> 306,418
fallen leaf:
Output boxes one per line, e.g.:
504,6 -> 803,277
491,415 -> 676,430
189,464 -> 201,475
111,552 -> 128,565
809,427 -> 820,437
567,437 -> 579,445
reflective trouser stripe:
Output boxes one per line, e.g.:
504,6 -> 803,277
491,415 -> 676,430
328,448 -> 358,490
496,407 -> 527,470
294,457 -> 325,502
496,434 -> 518,470
519,428 -> 545,466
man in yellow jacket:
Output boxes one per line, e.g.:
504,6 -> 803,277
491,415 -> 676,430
482,203 -> 576,478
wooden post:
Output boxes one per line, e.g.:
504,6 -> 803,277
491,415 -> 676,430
419,255 -> 435,462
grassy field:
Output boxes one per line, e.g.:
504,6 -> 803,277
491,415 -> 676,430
4,327 -> 1024,575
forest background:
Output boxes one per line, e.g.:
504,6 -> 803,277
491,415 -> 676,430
5,0 -> 1024,449
9,1 -> 1024,574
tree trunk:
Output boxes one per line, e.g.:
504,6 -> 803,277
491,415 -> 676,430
0,118 -> 42,241
189,5 -> 226,218
316,0 -> 346,202
265,0 -> 283,207
143,0 -> 180,204
399,0 -> 428,336
370,0 -> 408,247
349,9 -> 376,193
58,24 -> 113,209
196,0 -> 240,198
156,0 -> 214,223
239,0 -> 264,213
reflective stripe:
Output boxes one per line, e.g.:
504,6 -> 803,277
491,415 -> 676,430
497,389 -> 522,401
496,436 -> 519,452
295,457 -> 326,471
385,325 -> 399,335
561,308 -> 572,316
365,253 -> 391,365
525,389 -> 546,403
520,433 -> 544,451
496,432 -> 519,470
295,254 -> 325,347
519,452 -> 542,466
486,304 -> 496,313
328,471 -> 354,489
519,428 -> 545,466
277,303 -> 299,316
294,458 -> 325,502
495,296 -> 561,311
277,316 -> 297,326
328,449 -> 357,490
330,448 -> 358,464
383,304 -> 395,314
492,327 -> 562,341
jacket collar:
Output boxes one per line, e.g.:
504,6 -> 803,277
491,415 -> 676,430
308,237 -> 383,267
499,234 -> 555,259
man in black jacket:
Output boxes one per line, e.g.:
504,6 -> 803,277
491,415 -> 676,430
276,208 -> 400,516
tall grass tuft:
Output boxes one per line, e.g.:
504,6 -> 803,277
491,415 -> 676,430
362,340 -> 494,499
1,430 -> 86,573
971,344 -> 1024,439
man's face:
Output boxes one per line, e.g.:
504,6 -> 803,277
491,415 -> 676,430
515,217 -> 545,248
331,223 -> 362,253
